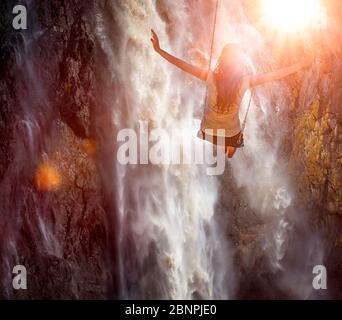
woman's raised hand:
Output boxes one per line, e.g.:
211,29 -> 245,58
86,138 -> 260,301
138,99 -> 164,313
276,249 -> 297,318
149,29 -> 208,81
150,29 -> 161,53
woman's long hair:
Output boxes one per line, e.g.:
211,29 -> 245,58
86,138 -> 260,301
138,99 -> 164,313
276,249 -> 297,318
212,44 -> 245,114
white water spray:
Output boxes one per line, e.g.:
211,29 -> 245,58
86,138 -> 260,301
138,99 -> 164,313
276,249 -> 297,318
94,0 -> 326,299
96,0 -> 235,299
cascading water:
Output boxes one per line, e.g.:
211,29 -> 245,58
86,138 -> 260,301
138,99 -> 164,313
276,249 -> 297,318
94,0 -> 327,299
95,0 -> 236,299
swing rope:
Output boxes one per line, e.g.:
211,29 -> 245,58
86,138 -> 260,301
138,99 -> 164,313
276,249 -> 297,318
204,0 -> 220,108
208,0 -> 220,73
241,89 -> 254,134
205,0 -> 254,145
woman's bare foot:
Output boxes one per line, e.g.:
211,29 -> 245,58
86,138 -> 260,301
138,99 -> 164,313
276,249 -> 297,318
227,147 -> 237,159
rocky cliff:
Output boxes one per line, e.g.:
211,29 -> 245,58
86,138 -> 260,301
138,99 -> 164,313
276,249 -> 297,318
0,0 -> 108,299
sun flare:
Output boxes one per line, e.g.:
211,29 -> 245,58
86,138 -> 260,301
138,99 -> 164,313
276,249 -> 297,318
35,163 -> 61,192
262,0 -> 326,32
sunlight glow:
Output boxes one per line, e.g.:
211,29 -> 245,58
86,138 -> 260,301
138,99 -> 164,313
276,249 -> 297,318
35,163 -> 61,192
262,0 -> 326,32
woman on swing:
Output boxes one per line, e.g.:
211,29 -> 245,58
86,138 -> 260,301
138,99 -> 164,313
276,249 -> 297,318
150,29 -> 313,158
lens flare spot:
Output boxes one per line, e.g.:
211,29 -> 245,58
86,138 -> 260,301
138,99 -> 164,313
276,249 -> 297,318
83,139 -> 97,155
262,0 -> 326,32
35,163 -> 61,191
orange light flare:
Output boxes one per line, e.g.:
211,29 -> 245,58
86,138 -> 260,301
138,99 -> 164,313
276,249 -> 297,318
83,139 -> 97,156
262,0 -> 327,33
35,163 -> 61,192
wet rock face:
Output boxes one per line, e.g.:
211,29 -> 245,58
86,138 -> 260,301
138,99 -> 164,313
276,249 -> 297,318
236,0 -> 342,298
287,4 -> 342,217
283,0 -> 342,217
36,0 -> 95,140
289,100 -> 342,215
0,0 -> 107,299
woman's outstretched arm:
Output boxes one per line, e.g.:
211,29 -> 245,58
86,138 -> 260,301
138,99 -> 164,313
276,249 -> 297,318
151,29 -> 208,81
249,56 -> 313,88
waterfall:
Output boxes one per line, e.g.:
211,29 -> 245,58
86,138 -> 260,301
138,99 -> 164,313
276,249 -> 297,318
94,0 -> 326,299
95,0 -> 236,299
